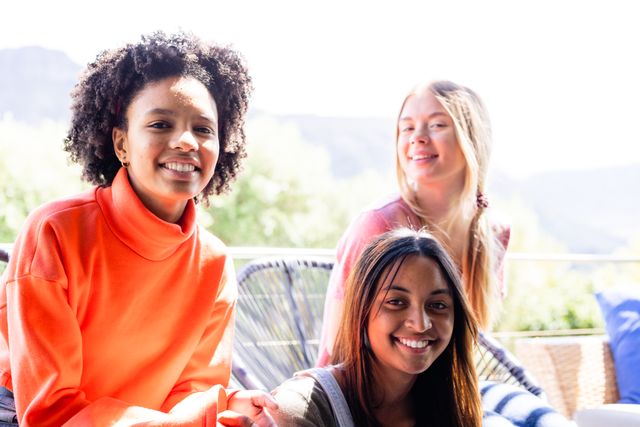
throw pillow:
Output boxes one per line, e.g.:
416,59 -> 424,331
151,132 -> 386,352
595,285 -> 640,404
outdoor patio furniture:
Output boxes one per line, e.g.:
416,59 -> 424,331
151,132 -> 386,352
515,335 -> 619,419
232,256 -> 544,397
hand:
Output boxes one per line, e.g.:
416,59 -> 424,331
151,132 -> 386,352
217,390 -> 278,427
168,386 -> 225,426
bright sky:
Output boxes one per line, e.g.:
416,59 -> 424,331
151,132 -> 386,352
2,0 -> 638,178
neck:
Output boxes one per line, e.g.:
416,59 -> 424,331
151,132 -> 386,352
412,176 -> 475,266
371,370 -> 415,426
413,174 -> 466,225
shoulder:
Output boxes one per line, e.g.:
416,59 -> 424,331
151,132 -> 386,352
15,187 -> 98,252
6,188 -> 98,281
348,195 -> 417,237
336,195 -> 418,255
363,194 -> 414,222
22,188 -> 98,232
196,225 -> 229,259
271,376 -> 336,427
195,226 -> 237,296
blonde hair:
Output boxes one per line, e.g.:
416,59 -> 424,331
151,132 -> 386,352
395,80 -> 500,329
331,228 -> 482,427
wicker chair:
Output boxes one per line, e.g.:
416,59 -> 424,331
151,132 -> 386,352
232,257 -> 333,391
515,336 -> 619,418
232,256 -> 544,397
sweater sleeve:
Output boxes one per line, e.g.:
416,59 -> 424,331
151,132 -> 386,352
5,269 -> 232,427
162,255 -> 238,411
6,271 -> 93,426
316,210 -> 389,366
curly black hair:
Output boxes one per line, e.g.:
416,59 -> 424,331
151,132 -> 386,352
64,31 -> 252,201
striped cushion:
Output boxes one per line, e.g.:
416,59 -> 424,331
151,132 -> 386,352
481,381 -> 576,427
484,410 -> 521,426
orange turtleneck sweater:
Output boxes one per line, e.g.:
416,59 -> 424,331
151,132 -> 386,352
0,168 -> 237,426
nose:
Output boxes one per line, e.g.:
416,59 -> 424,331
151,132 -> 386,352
410,124 -> 430,145
405,307 -> 432,332
171,130 -> 199,151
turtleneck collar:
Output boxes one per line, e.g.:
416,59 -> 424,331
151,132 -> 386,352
96,168 -> 197,261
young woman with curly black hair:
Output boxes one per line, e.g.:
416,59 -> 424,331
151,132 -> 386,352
0,31 -> 277,426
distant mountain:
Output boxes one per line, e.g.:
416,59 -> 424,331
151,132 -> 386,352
497,165 -> 640,253
0,46 -> 80,123
277,114 -> 396,178
1,46 -> 638,253
281,114 -> 640,254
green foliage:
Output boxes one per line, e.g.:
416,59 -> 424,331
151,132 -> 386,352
496,262 -> 604,332
491,197 -> 633,333
0,118 -> 85,242
201,115 -> 394,248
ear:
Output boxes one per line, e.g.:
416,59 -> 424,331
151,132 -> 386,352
112,127 -> 127,162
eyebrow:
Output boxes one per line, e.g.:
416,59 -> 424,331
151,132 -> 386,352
144,108 -> 217,123
145,108 -> 176,116
381,284 -> 451,296
399,112 -> 448,122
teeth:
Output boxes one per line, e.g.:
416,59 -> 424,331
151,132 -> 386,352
398,338 -> 430,349
165,162 -> 195,172
411,154 -> 437,160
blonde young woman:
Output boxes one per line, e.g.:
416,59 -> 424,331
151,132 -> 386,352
317,80 -> 510,366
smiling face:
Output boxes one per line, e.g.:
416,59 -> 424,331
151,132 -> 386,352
397,89 -> 466,189
367,254 -> 454,387
112,76 -> 219,223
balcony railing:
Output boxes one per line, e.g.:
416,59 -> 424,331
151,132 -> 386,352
2,242 -> 638,340
226,246 -> 640,263
3,242 -> 639,264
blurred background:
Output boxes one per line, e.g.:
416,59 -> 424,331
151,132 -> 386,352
1,0 -> 639,334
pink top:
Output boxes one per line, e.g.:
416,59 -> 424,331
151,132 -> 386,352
316,195 -> 510,366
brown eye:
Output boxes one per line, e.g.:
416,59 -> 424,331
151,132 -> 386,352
195,127 -> 214,135
149,122 -> 170,129
386,298 -> 406,308
428,302 -> 448,310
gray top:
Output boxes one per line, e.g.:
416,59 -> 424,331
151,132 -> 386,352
271,369 -> 350,427
302,368 -> 354,427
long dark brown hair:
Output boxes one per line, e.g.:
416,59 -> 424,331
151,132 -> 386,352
330,228 -> 482,426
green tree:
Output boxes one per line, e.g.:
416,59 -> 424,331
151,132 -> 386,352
201,115 -> 393,248
494,197 -> 603,332
0,118 -> 85,243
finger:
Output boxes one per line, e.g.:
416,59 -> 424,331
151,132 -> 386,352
254,410 -> 278,427
251,392 -> 279,410
217,409 -> 255,427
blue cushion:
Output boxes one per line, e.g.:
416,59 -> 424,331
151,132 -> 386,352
595,285 -> 640,404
